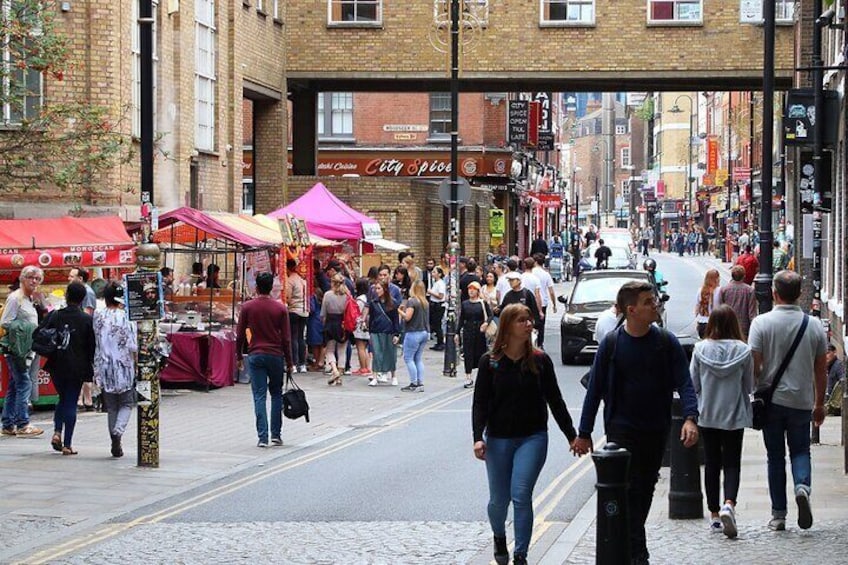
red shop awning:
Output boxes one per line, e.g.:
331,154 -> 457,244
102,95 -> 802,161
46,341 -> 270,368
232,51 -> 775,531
0,216 -> 135,272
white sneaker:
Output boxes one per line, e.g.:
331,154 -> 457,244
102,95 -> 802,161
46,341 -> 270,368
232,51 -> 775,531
768,517 -> 786,531
709,518 -> 722,533
719,504 -> 737,538
391,376 -> 398,386
368,378 -> 378,387
298,365 -> 307,373
377,373 -> 389,383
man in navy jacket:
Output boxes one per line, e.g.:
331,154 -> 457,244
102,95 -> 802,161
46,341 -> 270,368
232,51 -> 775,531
573,280 -> 699,565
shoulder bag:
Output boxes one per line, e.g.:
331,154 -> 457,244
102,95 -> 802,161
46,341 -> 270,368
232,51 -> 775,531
480,302 -> 498,341
282,370 -> 310,423
751,315 -> 809,430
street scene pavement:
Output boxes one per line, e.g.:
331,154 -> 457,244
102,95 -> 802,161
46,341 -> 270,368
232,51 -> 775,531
2,254 -> 847,564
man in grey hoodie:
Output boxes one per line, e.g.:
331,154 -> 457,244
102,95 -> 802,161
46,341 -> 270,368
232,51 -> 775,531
690,304 -> 754,538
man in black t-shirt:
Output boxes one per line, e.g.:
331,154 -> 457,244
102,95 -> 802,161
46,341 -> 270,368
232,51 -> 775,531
594,239 -> 612,270
459,258 -> 481,302
498,272 -> 540,326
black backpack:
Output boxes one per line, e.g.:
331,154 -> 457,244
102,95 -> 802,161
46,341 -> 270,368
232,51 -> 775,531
31,311 -> 71,358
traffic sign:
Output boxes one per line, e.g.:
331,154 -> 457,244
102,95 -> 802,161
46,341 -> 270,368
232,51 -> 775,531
438,177 -> 471,208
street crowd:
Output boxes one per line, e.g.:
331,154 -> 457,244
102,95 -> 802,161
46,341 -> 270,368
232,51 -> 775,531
1,226 -> 842,565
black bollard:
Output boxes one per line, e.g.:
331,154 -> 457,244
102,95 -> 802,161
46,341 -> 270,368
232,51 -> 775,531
592,443 -> 631,565
668,398 -> 703,519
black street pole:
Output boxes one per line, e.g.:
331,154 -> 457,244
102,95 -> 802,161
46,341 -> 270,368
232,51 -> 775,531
442,0 -> 460,377
812,0 -> 826,320
749,92 -> 755,229
754,0 -> 775,314
687,109 -> 693,228
140,0 -> 154,235
727,97 -> 734,257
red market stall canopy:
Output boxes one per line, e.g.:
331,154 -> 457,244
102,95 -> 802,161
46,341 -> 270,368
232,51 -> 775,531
268,182 -> 408,251
0,216 -> 136,272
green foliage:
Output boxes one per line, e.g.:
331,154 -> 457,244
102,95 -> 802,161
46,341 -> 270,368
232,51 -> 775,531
0,0 -> 132,199
634,98 -> 654,122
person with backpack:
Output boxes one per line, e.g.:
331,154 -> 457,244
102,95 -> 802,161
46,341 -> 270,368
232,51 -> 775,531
320,274 -> 351,386
690,305 -> 753,538
0,265 -> 44,438
573,280 -> 699,565
42,282 -> 96,455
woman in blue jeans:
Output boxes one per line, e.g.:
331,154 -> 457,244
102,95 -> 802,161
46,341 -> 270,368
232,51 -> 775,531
472,304 -> 578,565
399,281 -> 429,392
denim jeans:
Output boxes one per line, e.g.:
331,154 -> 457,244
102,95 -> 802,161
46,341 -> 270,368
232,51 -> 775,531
762,403 -> 812,517
52,377 -> 83,448
402,330 -> 429,386
485,432 -> 548,559
248,354 -> 284,443
1,354 -> 32,429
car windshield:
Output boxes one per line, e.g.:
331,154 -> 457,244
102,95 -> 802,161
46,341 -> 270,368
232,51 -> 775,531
571,276 -> 646,304
585,244 -> 632,268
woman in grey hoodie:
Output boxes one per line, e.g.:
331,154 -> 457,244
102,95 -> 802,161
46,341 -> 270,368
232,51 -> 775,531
690,305 -> 753,539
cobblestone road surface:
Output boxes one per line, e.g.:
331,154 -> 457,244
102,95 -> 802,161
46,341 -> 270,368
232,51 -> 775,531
50,521 -> 492,564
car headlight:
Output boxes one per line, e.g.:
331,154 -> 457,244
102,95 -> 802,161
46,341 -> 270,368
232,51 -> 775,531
563,314 -> 584,325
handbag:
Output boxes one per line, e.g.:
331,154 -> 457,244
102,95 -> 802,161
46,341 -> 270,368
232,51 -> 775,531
282,371 -> 310,422
751,315 -> 809,430
480,302 -> 498,341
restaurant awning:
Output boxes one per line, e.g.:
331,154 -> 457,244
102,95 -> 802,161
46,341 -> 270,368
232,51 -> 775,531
0,216 -> 135,272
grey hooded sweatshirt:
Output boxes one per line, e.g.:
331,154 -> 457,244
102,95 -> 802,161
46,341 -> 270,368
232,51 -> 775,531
690,339 -> 754,430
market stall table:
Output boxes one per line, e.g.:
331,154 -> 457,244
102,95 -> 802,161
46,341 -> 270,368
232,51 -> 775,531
160,329 -> 236,388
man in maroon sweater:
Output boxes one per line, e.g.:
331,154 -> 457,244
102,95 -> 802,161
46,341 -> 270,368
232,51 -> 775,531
718,265 -> 758,338
236,272 -> 294,448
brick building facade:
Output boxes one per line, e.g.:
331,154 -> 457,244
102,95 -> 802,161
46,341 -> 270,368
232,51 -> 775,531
0,1 -> 286,220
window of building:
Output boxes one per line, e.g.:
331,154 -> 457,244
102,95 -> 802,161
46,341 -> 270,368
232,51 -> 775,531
2,0 -> 43,125
434,0 -> 489,26
648,0 -> 702,24
256,0 -> 264,12
429,93 -> 451,138
615,124 -> 627,135
540,0 -> 595,25
621,147 -> 632,168
776,0 -> 795,23
272,0 -> 280,19
132,0 -> 159,138
328,0 -> 381,26
195,0 -> 216,151
621,179 -> 631,196
317,92 -> 353,138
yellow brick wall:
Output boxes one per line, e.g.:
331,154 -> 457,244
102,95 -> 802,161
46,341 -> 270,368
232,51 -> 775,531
286,0 -> 794,80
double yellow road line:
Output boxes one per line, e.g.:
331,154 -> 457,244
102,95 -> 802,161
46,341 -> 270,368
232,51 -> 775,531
23,389 -> 471,564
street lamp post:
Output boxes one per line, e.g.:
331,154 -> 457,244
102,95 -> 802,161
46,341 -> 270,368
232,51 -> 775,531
668,95 -> 694,229
754,0 -> 776,314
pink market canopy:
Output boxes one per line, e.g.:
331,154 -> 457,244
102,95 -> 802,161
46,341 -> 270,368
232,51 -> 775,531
268,183 -> 408,251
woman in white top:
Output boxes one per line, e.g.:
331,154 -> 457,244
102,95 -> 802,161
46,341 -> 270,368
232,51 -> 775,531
694,269 -> 721,339
285,259 -> 309,373
93,282 -> 137,457
426,267 -> 446,351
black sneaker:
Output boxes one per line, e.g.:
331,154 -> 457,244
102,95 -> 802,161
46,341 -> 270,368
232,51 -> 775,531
400,384 -> 418,392
513,555 -> 527,565
493,535 -> 509,565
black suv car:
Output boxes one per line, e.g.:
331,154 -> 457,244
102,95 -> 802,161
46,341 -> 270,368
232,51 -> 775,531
557,269 -> 668,364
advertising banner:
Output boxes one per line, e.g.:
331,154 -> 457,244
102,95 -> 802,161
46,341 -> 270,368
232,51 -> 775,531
706,136 -> 719,174
508,100 -> 529,144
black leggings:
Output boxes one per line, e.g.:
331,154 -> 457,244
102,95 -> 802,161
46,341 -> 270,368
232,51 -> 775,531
699,427 -> 744,513
289,315 -> 307,366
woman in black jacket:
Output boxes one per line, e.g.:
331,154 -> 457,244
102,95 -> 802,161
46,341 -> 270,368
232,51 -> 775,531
472,303 -> 578,565
43,282 -> 96,455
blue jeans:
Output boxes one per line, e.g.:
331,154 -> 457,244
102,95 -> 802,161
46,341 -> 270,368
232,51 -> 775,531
762,403 -> 812,517
248,354 -> 284,443
1,354 -> 32,429
485,432 -> 548,558
53,378 -> 83,447
402,330 -> 428,386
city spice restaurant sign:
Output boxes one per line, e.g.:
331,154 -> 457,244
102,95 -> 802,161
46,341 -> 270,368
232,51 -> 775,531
283,151 -> 511,178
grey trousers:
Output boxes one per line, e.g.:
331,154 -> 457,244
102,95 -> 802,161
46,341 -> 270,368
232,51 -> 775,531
103,390 -> 136,437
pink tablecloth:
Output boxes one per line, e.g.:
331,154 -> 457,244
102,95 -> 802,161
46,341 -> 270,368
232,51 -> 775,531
161,330 -> 236,388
